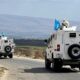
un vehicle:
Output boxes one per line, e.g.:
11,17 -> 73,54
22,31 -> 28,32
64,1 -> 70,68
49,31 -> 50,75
0,36 -> 15,58
45,20 -> 80,70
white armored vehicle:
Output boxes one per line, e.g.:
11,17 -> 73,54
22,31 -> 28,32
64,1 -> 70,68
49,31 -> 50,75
0,35 -> 15,58
45,20 -> 80,70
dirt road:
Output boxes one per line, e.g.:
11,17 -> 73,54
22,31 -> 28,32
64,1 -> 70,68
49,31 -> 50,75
0,56 -> 80,80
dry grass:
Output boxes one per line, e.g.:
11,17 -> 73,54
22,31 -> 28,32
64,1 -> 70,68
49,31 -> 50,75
14,46 -> 46,59
0,67 -> 8,77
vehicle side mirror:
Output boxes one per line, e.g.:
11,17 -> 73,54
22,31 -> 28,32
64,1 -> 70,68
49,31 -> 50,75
44,39 -> 47,43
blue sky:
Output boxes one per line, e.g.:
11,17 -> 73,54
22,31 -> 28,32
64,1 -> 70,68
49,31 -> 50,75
0,0 -> 80,21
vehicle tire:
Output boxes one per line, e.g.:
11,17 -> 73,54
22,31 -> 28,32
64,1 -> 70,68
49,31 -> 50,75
78,64 -> 80,70
68,44 -> 80,59
45,55 -> 51,69
8,54 -> 13,58
79,67 -> 80,71
52,59 -> 62,71
70,65 -> 75,68
0,55 -> 2,58
4,55 -> 7,58
4,46 -> 12,53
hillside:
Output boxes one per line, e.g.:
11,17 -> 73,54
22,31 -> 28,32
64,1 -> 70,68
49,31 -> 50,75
0,14 -> 53,39
0,14 -> 80,39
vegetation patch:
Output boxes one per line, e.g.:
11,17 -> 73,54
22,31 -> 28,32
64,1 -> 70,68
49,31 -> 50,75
15,46 -> 46,59
0,67 -> 8,77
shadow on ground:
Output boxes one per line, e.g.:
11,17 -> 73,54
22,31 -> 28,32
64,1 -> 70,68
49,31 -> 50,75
22,67 -> 79,74
0,57 -> 9,59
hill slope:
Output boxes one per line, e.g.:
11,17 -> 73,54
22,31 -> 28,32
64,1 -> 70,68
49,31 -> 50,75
0,14 -> 80,39
0,15 -> 53,39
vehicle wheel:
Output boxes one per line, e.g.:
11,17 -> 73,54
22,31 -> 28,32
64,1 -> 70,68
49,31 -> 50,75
0,55 -> 2,58
68,44 -> 80,59
79,67 -> 80,71
4,46 -> 12,53
4,55 -> 7,58
52,59 -> 62,71
45,55 -> 51,69
78,64 -> 80,70
8,54 -> 13,58
70,65 -> 76,69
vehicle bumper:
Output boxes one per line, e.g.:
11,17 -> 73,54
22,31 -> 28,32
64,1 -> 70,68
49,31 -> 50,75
54,58 -> 80,65
0,52 -> 12,56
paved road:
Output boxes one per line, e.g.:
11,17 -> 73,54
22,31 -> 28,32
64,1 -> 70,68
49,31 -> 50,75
0,57 -> 80,80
